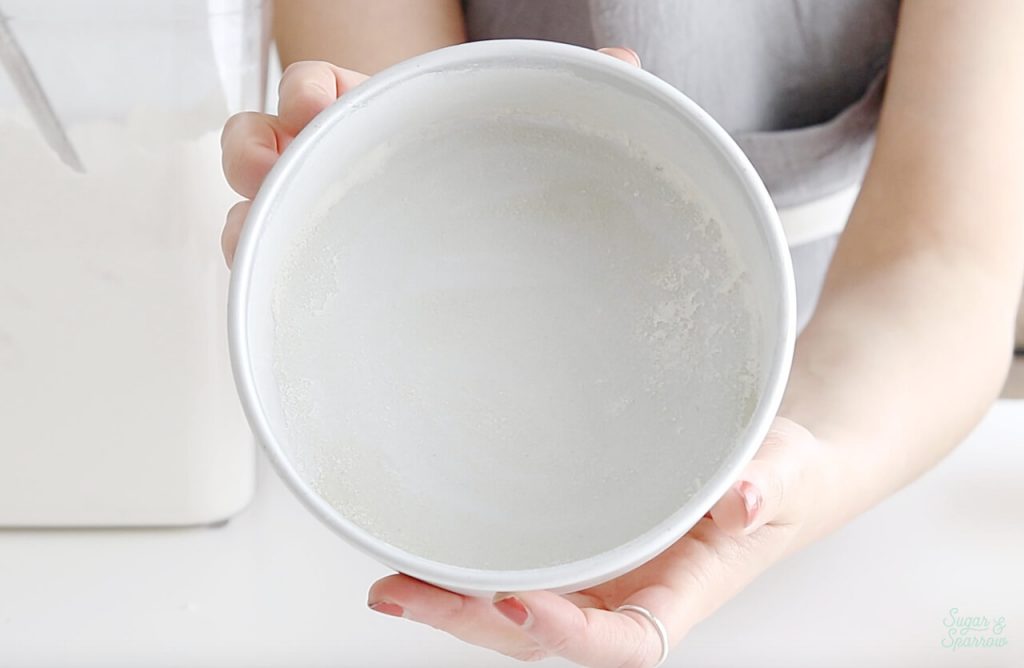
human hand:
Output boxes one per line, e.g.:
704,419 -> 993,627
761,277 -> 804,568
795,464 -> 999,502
218,48 -> 641,267
219,61 -> 368,266
367,418 -> 827,668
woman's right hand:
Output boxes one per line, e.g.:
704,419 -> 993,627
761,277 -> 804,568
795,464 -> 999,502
219,61 -> 370,267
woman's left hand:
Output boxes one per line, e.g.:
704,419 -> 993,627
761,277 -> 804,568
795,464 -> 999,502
367,417 -> 829,667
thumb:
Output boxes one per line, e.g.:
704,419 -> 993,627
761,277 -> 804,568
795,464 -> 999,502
597,46 -> 643,69
277,61 -> 369,136
709,418 -> 818,536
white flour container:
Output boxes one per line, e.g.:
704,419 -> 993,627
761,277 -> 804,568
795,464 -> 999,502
0,0 -> 267,525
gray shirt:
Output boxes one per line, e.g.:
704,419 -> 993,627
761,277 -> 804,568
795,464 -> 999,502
465,0 -> 899,207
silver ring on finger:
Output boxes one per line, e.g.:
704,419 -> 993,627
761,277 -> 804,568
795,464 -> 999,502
615,604 -> 670,667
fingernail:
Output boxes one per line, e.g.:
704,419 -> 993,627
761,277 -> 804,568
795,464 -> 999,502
368,601 -> 405,618
737,481 -> 763,528
622,47 -> 642,68
306,79 -> 331,97
493,594 -> 530,627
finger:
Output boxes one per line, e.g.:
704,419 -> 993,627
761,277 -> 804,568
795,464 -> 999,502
710,418 -> 818,535
597,46 -> 642,69
493,591 -> 663,668
220,112 -> 286,198
277,61 -> 370,136
648,517 -> 797,638
368,575 -> 538,660
222,200 -> 251,268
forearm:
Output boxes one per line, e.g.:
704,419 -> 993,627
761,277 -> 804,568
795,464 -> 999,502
783,0 -> 1024,539
787,260 -> 1017,526
272,0 -> 466,73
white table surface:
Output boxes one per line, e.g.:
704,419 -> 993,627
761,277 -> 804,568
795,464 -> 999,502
1,393 -> 1021,668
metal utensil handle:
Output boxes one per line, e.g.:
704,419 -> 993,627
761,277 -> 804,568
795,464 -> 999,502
0,10 -> 84,172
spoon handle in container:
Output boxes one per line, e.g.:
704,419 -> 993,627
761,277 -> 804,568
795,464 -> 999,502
0,11 -> 84,172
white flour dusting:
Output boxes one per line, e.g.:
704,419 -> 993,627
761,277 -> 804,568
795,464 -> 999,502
273,115 -> 760,569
